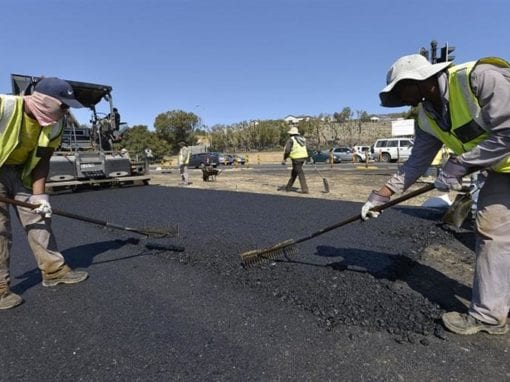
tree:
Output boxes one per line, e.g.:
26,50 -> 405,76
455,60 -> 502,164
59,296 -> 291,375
154,110 -> 200,152
356,110 -> 371,141
333,107 -> 352,124
298,118 -> 323,149
115,125 -> 171,160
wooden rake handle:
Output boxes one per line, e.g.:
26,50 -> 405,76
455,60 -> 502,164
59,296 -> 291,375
294,183 -> 436,245
0,195 -> 176,238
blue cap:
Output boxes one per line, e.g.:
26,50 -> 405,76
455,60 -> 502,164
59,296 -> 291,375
34,77 -> 84,108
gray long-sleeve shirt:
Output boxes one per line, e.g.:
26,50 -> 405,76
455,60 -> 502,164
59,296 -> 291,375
386,62 -> 510,193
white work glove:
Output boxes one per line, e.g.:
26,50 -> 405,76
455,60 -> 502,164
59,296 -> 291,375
361,191 -> 390,220
434,157 -> 468,192
28,194 -> 52,218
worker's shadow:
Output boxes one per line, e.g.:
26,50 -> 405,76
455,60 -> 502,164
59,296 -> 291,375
315,245 -> 472,313
392,205 -> 447,222
391,206 -> 477,251
12,238 -> 142,295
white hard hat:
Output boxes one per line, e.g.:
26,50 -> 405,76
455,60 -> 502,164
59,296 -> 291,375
379,54 -> 453,107
287,126 -> 300,135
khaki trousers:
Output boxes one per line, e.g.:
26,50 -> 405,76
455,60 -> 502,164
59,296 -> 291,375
286,159 -> 309,193
0,166 -> 67,291
470,172 -> 510,325
179,164 -> 189,184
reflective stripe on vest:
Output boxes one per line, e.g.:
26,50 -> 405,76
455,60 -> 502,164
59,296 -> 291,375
417,57 -> 510,173
21,123 -> 63,188
0,95 -> 25,167
289,136 -> 308,159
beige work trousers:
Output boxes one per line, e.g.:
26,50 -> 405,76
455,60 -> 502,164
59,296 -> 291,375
470,171 -> 510,325
0,166 -> 67,291
179,164 -> 189,184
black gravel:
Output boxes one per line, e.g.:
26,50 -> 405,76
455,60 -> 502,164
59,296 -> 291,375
1,185 -> 508,381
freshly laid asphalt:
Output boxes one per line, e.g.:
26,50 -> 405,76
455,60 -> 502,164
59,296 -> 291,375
1,185 -> 509,381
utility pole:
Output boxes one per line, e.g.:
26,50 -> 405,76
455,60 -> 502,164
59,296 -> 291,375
419,47 -> 429,62
438,42 -> 456,63
430,40 -> 438,63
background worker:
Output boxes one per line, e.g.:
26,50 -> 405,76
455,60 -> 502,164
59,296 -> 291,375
178,141 -> 192,185
281,126 -> 309,194
361,54 -> 510,335
107,107 -> 121,131
0,77 -> 89,310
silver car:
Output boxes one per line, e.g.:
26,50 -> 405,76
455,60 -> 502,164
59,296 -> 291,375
331,147 -> 354,162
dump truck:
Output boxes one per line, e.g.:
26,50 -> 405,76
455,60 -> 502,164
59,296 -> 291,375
11,74 -> 150,193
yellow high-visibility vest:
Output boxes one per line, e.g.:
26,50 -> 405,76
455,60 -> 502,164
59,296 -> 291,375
417,57 -> 510,172
0,95 -> 63,188
289,136 -> 308,159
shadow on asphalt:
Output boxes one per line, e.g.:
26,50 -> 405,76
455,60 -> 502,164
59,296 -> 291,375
12,238 -> 141,294
393,205 -> 446,222
311,245 -> 471,313
393,205 -> 476,251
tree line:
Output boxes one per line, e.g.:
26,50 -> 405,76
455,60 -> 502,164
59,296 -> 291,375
113,107 -> 410,159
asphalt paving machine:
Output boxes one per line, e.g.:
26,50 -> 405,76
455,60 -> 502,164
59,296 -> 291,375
11,74 -> 150,192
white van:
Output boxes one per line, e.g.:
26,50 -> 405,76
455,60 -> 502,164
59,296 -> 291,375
373,137 -> 414,162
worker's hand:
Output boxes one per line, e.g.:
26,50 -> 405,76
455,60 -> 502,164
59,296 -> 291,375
434,157 -> 468,192
361,191 -> 390,220
28,194 -> 52,218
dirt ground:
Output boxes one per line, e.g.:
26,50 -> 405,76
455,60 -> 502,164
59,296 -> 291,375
155,151 -> 444,205
151,162 -> 450,206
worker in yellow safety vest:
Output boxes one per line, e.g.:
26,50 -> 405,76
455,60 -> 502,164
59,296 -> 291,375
361,54 -> 510,335
281,126 -> 309,194
178,141 -> 192,185
0,77 -> 88,310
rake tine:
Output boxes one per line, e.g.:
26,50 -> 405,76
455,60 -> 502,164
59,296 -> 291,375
240,184 -> 435,267
240,239 -> 297,267
0,196 -> 179,238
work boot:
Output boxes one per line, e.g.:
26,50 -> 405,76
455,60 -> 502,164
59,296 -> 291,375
442,312 -> 509,335
0,290 -> 23,310
42,270 -> 88,287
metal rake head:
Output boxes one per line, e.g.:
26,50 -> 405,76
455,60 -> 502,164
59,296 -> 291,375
240,239 -> 298,268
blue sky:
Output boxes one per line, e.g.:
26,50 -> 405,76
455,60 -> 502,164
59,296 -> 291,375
2,0 -> 509,128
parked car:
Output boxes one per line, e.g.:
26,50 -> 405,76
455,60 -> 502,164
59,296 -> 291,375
352,145 -> 373,162
189,152 -> 219,168
227,154 -> 245,165
331,147 -> 355,162
211,152 -> 234,166
307,149 -> 342,164
373,137 -> 414,162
